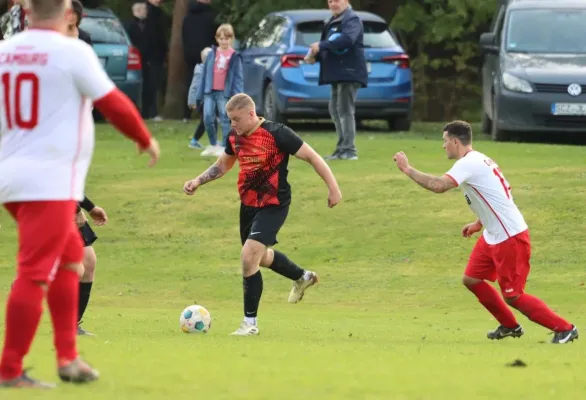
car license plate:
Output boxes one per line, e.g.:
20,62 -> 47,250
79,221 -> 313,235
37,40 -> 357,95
551,103 -> 586,115
99,57 -> 106,68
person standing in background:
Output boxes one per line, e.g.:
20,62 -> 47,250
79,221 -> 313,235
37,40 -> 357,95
181,0 -> 217,122
125,2 -> 148,65
142,0 -> 169,121
306,0 -> 367,161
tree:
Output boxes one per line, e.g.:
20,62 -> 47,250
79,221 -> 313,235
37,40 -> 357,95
162,0 -> 189,118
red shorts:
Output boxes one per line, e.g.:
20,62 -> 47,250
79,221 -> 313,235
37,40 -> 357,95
464,230 -> 531,298
4,200 -> 83,283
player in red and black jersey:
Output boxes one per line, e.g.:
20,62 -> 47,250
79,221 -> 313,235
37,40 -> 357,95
184,93 -> 342,336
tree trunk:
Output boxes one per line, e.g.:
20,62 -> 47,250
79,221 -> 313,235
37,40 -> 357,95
163,0 -> 188,119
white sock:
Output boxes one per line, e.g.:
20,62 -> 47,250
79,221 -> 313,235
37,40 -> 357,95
244,317 -> 256,325
303,271 -> 313,281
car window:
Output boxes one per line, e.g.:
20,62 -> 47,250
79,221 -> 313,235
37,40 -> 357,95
295,21 -> 398,48
244,16 -> 287,49
79,16 -> 127,45
505,8 -> 586,53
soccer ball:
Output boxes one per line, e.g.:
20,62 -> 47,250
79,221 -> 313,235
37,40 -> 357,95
179,305 -> 211,333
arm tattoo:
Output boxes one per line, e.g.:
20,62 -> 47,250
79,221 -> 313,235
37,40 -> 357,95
407,168 -> 449,193
197,163 -> 224,185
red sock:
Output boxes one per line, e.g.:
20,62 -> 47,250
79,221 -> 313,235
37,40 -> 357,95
466,281 -> 518,328
0,278 -> 45,380
47,268 -> 79,364
511,294 -> 573,332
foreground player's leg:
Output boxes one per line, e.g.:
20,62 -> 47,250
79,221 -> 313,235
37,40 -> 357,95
507,295 -> 578,344
0,278 -> 55,389
260,249 -> 318,303
231,240 -> 266,336
49,264 -> 99,383
463,276 -> 523,340
78,246 -> 97,336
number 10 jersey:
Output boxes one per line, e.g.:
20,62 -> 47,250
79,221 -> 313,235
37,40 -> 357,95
0,29 -> 115,203
444,150 -> 528,245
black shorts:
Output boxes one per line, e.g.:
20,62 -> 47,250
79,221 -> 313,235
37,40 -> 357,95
79,222 -> 98,247
240,204 -> 289,246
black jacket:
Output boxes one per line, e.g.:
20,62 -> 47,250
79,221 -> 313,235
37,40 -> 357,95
78,28 -> 92,45
142,3 -> 169,62
317,7 -> 368,88
125,17 -> 147,57
182,1 -> 217,65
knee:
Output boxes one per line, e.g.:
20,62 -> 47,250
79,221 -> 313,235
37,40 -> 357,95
203,111 -> 215,126
240,248 -> 257,273
259,248 -> 274,268
462,275 -> 481,288
240,242 -> 265,275
83,248 -> 97,276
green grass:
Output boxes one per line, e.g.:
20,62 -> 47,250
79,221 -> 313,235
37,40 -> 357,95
1,122 -> 585,399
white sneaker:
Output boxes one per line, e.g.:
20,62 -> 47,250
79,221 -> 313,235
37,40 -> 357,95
200,146 -> 215,156
213,145 -> 224,156
230,321 -> 259,336
288,271 -> 319,303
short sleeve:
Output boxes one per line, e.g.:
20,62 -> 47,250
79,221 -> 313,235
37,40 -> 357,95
70,41 -> 115,101
274,124 -> 303,155
224,131 -> 235,155
445,157 -> 474,186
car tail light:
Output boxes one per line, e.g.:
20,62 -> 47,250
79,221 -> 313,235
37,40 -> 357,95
128,46 -> 142,71
281,54 -> 304,68
383,54 -> 409,69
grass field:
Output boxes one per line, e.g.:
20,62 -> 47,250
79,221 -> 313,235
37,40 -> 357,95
1,121 -> 585,399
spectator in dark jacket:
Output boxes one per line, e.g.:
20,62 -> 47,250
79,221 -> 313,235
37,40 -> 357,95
306,0 -> 367,161
142,0 -> 169,120
125,2 -> 148,58
181,0 -> 217,121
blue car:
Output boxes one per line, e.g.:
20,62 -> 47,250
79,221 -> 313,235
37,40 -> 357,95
80,8 -> 142,107
238,9 -> 413,131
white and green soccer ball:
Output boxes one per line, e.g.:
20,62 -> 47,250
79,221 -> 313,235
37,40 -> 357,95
179,305 -> 211,333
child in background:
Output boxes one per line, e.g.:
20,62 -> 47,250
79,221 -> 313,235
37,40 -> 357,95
187,47 -> 212,150
195,23 -> 243,157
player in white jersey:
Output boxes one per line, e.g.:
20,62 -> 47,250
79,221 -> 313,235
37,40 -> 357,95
393,120 -> 577,344
0,0 -> 160,389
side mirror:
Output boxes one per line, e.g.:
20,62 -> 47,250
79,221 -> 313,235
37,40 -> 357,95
479,32 -> 499,54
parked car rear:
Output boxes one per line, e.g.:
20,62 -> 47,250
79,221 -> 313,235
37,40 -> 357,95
239,10 -> 413,131
80,8 -> 142,107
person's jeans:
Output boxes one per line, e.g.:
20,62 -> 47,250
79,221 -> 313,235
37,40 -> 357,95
328,82 -> 360,155
203,91 -> 230,146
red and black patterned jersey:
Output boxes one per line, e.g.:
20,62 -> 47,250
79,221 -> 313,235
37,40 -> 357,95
225,118 -> 304,208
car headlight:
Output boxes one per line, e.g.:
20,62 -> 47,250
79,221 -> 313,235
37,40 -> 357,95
502,72 -> 533,93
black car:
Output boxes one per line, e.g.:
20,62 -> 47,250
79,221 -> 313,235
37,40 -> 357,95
479,0 -> 586,141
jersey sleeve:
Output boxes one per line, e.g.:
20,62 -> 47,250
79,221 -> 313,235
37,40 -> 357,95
274,124 -> 304,155
445,157 -> 474,186
70,41 -> 116,100
224,131 -> 235,155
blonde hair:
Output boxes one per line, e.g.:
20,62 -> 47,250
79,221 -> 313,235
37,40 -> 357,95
216,23 -> 234,39
201,47 -> 211,62
226,93 -> 255,113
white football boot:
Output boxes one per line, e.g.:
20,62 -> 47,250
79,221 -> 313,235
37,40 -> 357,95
288,271 -> 319,303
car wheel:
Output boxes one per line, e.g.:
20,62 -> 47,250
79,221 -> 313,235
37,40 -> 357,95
263,83 -> 286,123
491,100 -> 511,141
387,114 -> 411,132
